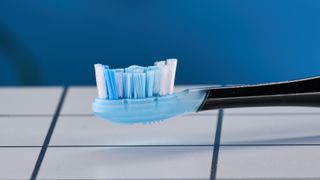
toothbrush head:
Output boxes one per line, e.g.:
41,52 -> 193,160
92,89 -> 207,124
93,58 -> 201,124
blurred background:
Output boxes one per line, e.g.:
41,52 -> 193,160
0,0 -> 320,86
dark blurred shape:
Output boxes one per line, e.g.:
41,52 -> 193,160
0,24 -> 41,85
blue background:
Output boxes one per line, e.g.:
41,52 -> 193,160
0,0 -> 319,86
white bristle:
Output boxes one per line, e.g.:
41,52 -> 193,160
166,58 -> 177,94
153,68 -> 161,96
94,64 -> 107,98
123,73 -> 133,99
126,65 -> 145,73
133,73 -> 146,98
146,69 -> 155,97
160,65 -> 168,95
115,69 -> 124,98
161,65 -> 169,95
154,61 -> 166,67
155,60 -> 169,96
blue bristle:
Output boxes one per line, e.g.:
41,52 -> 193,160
146,68 -> 155,97
109,70 -> 119,99
103,65 -> 111,99
104,68 -> 119,100
123,72 -> 133,98
133,73 -> 146,98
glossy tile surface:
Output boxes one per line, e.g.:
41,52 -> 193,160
38,146 -> 213,179
0,87 -> 62,115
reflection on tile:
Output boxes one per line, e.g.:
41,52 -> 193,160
0,148 -> 40,179
225,106 -> 320,114
221,115 -> 320,145
0,87 -> 62,115
217,146 -> 320,178
0,117 -> 52,146
50,113 -> 217,146
39,146 -> 212,179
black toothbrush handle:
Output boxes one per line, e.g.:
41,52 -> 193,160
198,76 -> 320,111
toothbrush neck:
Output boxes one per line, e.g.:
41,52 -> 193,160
198,76 -> 320,111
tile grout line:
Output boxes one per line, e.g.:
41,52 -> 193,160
210,109 -> 224,180
0,113 -> 221,117
34,178 -> 320,180
30,87 -> 68,180
2,143 -> 320,149
2,112 -> 320,117
48,144 -> 215,148
0,146 -> 42,148
219,144 -> 320,146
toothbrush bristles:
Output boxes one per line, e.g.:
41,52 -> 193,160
166,59 -> 177,95
94,59 -> 178,100
94,64 -> 107,99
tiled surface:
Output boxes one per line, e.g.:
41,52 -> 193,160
60,87 -> 96,115
217,146 -> 320,179
217,107 -> 320,179
0,117 -> 52,146
0,87 -> 62,115
50,112 -> 217,146
38,146 -> 213,179
221,114 -> 320,145
0,148 -> 40,179
1,87 -> 320,180
0,87 -> 60,179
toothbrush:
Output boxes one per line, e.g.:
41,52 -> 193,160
93,60 -> 320,124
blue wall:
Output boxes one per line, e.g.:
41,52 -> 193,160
0,0 -> 320,85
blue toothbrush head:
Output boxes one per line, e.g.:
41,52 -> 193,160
93,59 -> 208,124
92,89 -> 207,124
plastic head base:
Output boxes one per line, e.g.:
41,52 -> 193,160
92,89 -> 207,124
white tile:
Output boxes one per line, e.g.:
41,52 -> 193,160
225,106 -> 320,114
221,115 -> 320,145
38,146 -> 212,179
61,87 -> 96,115
0,148 -> 40,179
61,86 -> 216,115
217,146 -> 320,179
50,112 -> 218,146
0,117 -> 51,146
0,87 -> 62,115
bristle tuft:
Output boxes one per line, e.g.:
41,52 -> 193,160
94,64 -> 107,99
166,58 -> 177,94
94,59 -> 178,100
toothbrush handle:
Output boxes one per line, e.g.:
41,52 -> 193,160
199,76 -> 320,111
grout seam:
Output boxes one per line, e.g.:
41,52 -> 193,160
210,109 -> 224,180
30,87 -> 68,180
